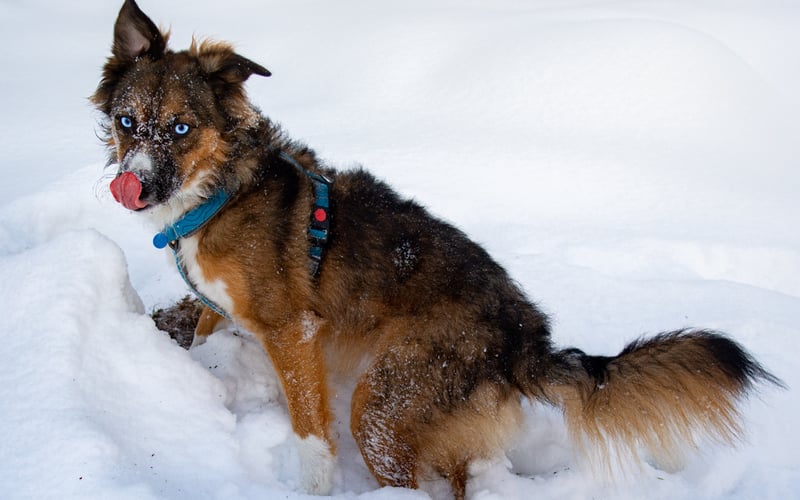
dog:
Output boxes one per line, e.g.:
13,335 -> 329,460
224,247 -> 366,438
94,1 -> 782,498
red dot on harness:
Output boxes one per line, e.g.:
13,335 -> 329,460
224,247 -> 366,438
314,208 -> 327,222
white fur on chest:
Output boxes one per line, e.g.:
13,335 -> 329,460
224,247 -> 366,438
177,235 -> 235,315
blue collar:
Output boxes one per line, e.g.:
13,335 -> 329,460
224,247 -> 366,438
152,190 -> 231,249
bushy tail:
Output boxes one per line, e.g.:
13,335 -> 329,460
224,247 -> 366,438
544,329 -> 784,471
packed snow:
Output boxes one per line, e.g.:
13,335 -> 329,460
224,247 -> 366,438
1,1 -> 798,499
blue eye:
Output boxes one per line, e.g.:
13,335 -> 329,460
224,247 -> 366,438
174,123 -> 190,135
119,116 -> 133,129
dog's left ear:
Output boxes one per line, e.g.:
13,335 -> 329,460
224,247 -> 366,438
193,41 -> 271,85
190,41 -> 271,123
192,41 -> 271,124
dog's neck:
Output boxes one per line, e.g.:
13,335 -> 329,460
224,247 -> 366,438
152,189 -> 231,249
146,143 -> 333,280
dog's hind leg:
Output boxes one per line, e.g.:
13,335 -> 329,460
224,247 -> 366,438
350,352 -> 486,500
434,461 -> 467,500
350,321 -> 524,499
350,362 -> 423,491
349,330 -> 451,491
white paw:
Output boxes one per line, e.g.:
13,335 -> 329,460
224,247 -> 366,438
296,434 -> 335,495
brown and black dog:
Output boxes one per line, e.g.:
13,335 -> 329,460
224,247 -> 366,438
94,1 -> 781,498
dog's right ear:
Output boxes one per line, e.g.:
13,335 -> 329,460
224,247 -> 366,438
92,1 -> 168,115
112,0 -> 167,62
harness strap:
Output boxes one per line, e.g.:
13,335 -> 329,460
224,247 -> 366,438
278,151 -> 332,277
173,248 -> 230,320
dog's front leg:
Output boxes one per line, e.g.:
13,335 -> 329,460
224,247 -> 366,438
191,306 -> 226,348
258,318 -> 335,495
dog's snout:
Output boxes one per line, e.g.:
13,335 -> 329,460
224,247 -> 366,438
124,150 -> 154,174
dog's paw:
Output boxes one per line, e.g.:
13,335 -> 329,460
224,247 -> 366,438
296,434 -> 336,495
189,333 -> 208,349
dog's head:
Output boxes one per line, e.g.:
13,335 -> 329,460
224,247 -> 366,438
93,0 -> 270,217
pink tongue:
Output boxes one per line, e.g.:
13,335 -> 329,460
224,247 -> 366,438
110,172 -> 149,210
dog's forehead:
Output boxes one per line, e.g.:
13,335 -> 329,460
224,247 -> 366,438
114,53 -> 211,121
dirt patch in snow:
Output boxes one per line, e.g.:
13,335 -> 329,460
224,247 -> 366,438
152,295 -> 203,349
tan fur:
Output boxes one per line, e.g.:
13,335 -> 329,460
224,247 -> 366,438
262,316 -> 335,443
551,335 -> 748,473
417,383 -> 523,497
194,305 -> 223,338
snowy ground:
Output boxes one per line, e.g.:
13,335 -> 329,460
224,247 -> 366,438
1,1 -> 798,499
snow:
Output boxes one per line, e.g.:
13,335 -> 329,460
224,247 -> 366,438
1,0 -> 798,499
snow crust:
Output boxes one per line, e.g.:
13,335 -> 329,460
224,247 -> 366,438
1,0 -> 798,499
